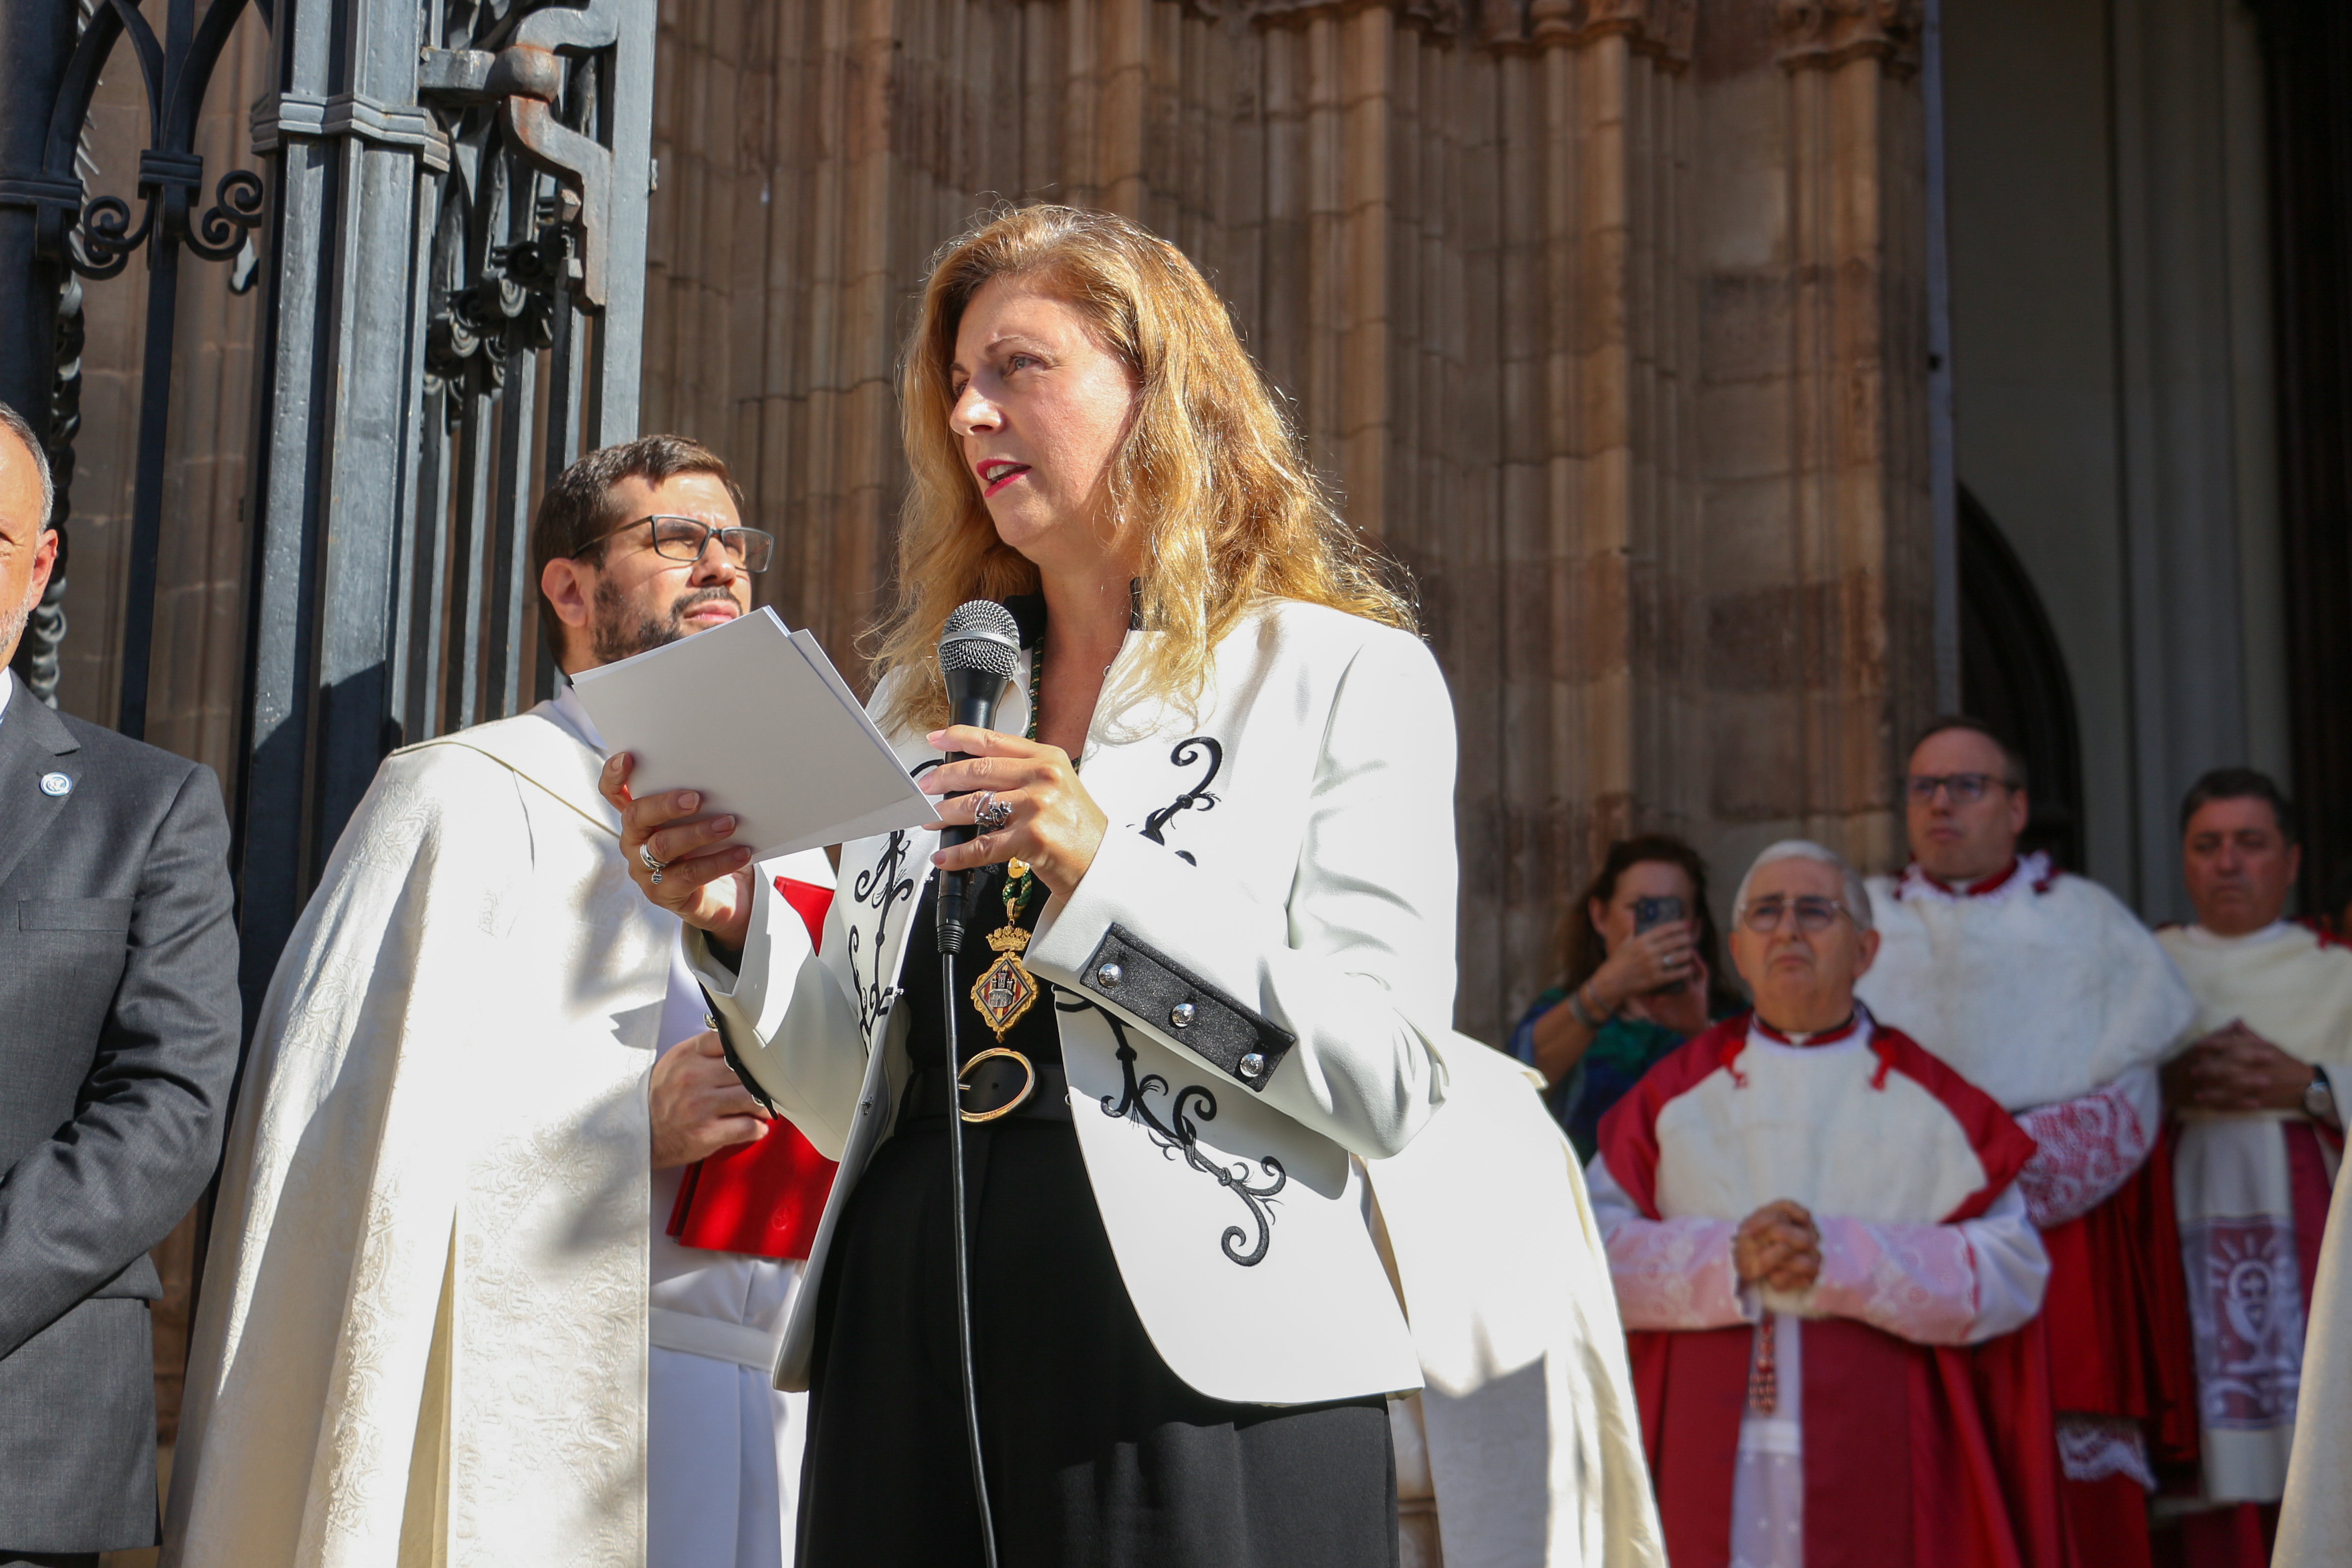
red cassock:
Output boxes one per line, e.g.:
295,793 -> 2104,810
1598,1017 -> 2074,1568
666,875 -> 839,1260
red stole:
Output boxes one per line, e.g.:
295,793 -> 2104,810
1603,1017 -> 2070,1568
664,876 -> 840,1260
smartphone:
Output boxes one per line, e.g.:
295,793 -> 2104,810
1633,895 -> 1686,933
1634,895 -> 1689,995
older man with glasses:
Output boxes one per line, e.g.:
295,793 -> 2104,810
1854,716 -> 2197,1568
168,437 -> 839,1567
1588,839 -> 2063,1568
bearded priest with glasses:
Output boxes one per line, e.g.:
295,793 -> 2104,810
1853,715 -> 2199,1568
166,437 -> 838,1568
1588,839 -> 2066,1568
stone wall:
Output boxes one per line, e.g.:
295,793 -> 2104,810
56,0 -> 1937,1047
639,0 -> 1935,1040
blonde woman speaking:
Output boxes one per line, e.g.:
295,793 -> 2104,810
604,206 -> 1658,1568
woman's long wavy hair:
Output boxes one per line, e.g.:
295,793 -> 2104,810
871,204 -> 1414,732
1559,835 -> 1744,1018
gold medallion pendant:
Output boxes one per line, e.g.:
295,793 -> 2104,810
971,923 -> 1041,1041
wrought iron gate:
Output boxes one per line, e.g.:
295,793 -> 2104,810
0,0 -> 656,1016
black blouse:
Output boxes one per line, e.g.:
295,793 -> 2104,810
896,867 -> 1062,1076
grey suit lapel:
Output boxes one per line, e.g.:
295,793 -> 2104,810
0,696 -> 82,895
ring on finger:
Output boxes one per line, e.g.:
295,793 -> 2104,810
639,842 -> 668,885
974,793 -> 1015,832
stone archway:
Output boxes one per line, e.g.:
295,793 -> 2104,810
1959,485 -> 2086,871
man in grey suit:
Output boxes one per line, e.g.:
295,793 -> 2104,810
0,400 -> 240,1565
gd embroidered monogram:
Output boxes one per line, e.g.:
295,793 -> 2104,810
849,827 -> 916,1038
1141,737 -> 1222,866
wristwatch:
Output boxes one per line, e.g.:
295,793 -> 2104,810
2306,1065 -> 2336,1124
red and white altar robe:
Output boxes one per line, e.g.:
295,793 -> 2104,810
1854,852 -> 2199,1544
1588,1010 -> 2066,1568
2154,920 -> 2349,1511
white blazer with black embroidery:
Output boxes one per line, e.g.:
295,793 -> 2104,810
687,597 -> 1459,1406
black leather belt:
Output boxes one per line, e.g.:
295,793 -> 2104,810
903,1052 -> 1073,1125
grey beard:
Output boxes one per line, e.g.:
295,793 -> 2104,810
588,580 -> 738,664
0,584 -> 31,670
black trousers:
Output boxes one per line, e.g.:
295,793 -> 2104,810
797,1116 -> 1400,1568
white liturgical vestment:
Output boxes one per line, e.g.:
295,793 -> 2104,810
163,687 -> 826,1568
2276,1151 -> 2352,1567
2155,920 -> 2351,1507
1855,852 -> 2194,1488
572,685 -> 825,1568
1588,1012 -> 2049,1568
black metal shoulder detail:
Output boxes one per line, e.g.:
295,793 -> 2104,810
1059,994 -> 1287,1267
1141,736 -> 1222,865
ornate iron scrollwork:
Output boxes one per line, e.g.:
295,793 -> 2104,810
1,0 -> 271,710
44,0 -> 271,286
418,1 -> 624,425
425,220 -> 572,413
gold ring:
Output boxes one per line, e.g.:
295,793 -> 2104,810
957,1046 -> 1036,1123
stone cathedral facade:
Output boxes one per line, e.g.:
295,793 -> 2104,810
634,0 -> 1942,1045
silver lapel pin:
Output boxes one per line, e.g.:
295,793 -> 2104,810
39,772 -> 73,797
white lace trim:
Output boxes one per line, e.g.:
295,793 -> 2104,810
1894,849 -> 2054,906
1602,1215 -> 1748,1331
2056,1416 -> 2156,1489
1810,1215 -> 1980,1344
2014,1079 -> 2154,1229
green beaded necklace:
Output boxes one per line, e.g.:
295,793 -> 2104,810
968,637 -> 1045,1039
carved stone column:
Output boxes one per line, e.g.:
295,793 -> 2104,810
1433,0 -> 1699,1030
1692,0 -> 1931,883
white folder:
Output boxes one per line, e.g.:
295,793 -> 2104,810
569,606 -> 941,859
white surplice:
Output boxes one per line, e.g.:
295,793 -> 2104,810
164,687 -> 825,1568
2155,919 -> 2352,1505
1854,852 -> 2195,1486
2275,1149 -> 2352,1567
568,685 -> 819,1568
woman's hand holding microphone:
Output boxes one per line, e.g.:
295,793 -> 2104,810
920,725 -> 1107,897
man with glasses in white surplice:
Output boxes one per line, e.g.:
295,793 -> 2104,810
1854,717 -> 2197,1568
167,436 -> 837,1568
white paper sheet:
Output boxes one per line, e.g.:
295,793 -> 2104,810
569,607 -> 941,859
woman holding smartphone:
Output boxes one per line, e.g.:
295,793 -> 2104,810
1509,835 -> 1740,1159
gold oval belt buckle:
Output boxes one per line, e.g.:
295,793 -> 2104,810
957,1046 -> 1036,1123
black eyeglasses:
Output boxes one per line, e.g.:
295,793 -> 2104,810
1736,896 -> 1852,935
1905,772 -> 2014,806
573,514 -> 774,573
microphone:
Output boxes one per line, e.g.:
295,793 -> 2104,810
933,598 -> 1020,1566
935,599 -> 1021,953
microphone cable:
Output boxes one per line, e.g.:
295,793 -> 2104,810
937,890 -> 1002,1568
932,598 -> 1021,1568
